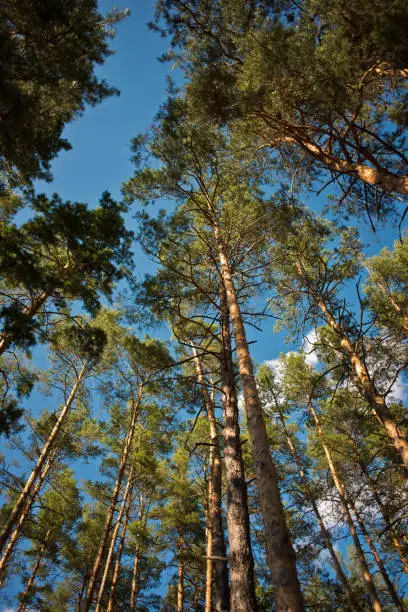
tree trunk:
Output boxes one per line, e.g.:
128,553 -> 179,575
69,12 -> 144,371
0,361 -> 88,555
95,465 -> 135,612
0,290 -> 50,356
0,451 -> 56,584
106,491 -> 133,612
17,529 -> 51,612
205,494 -> 213,612
351,440 -> 408,574
214,227 -> 304,611
277,410 -> 353,604
309,401 -> 383,612
130,493 -> 145,612
347,496 -> 403,610
84,384 -> 144,609
372,280 -> 408,336
220,297 -> 257,612
307,277 -> 408,470
76,570 -> 89,612
177,535 -> 184,612
272,134 -> 408,195
130,546 -> 141,612
192,346 -> 230,611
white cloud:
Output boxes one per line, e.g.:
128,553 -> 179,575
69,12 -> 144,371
263,356 -> 283,378
316,497 -> 344,530
389,377 -> 408,403
302,329 -> 319,366
264,352 -> 297,381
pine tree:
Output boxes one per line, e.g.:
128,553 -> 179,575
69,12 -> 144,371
0,0 -> 127,184
125,98 -> 304,610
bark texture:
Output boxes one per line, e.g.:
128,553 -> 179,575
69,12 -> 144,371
309,401 -> 382,612
95,465 -> 135,612
17,529 -> 51,612
0,454 -> 55,585
351,440 -> 408,574
0,362 -> 87,557
220,300 -> 257,612
192,347 -> 230,611
316,294 -> 408,470
277,410 -> 353,604
177,535 -> 184,612
84,385 -> 144,609
215,229 -> 304,611
130,493 -> 145,612
106,491 -> 133,612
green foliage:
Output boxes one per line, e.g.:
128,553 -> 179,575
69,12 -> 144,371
0,0 -> 127,184
365,236 -> 408,336
154,0 -> 408,218
0,191 -> 133,352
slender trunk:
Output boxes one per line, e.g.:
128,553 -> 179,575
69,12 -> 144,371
205,490 -> 213,612
191,346 -> 230,611
17,529 -> 51,612
177,535 -> 184,612
130,545 -> 141,612
277,411 -> 353,603
84,385 -> 144,609
106,491 -> 133,612
76,571 -> 89,612
273,135 -> 408,195
0,361 -> 88,555
214,227 -> 304,611
350,439 -> 408,574
309,401 -> 382,612
95,465 -> 135,612
0,290 -> 49,356
220,297 -> 257,612
0,451 -> 55,585
373,280 -> 408,336
129,493 -> 145,612
305,274 -> 408,470
347,496 -> 403,610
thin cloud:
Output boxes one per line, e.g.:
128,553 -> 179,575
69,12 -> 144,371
302,329 -> 319,366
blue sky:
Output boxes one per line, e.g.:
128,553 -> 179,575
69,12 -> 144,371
33,0 -> 404,366
37,0 -> 169,205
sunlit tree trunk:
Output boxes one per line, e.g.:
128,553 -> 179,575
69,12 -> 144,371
273,134 -> 408,195
17,528 -> 51,612
177,535 -> 184,612
76,570 -> 89,612
0,362 -> 87,558
106,491 -> 133,612
95,464 -> 135,612
298,260 -> 408,470
220,297 -> 257,611
0,450 -> 56,584
372,279 -> 408,336
277,409 -> 354,604
130,493 -> 145,612
309,401 -> 382,612
205,479 -> 213,612
347,496 -> 403,610
84,384 -> 144,609
350,437 -> 408,573
214,224 -> 304,611
191,345 -> 230,611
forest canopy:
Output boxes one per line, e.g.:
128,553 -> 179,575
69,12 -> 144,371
0,1 -> 407,610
